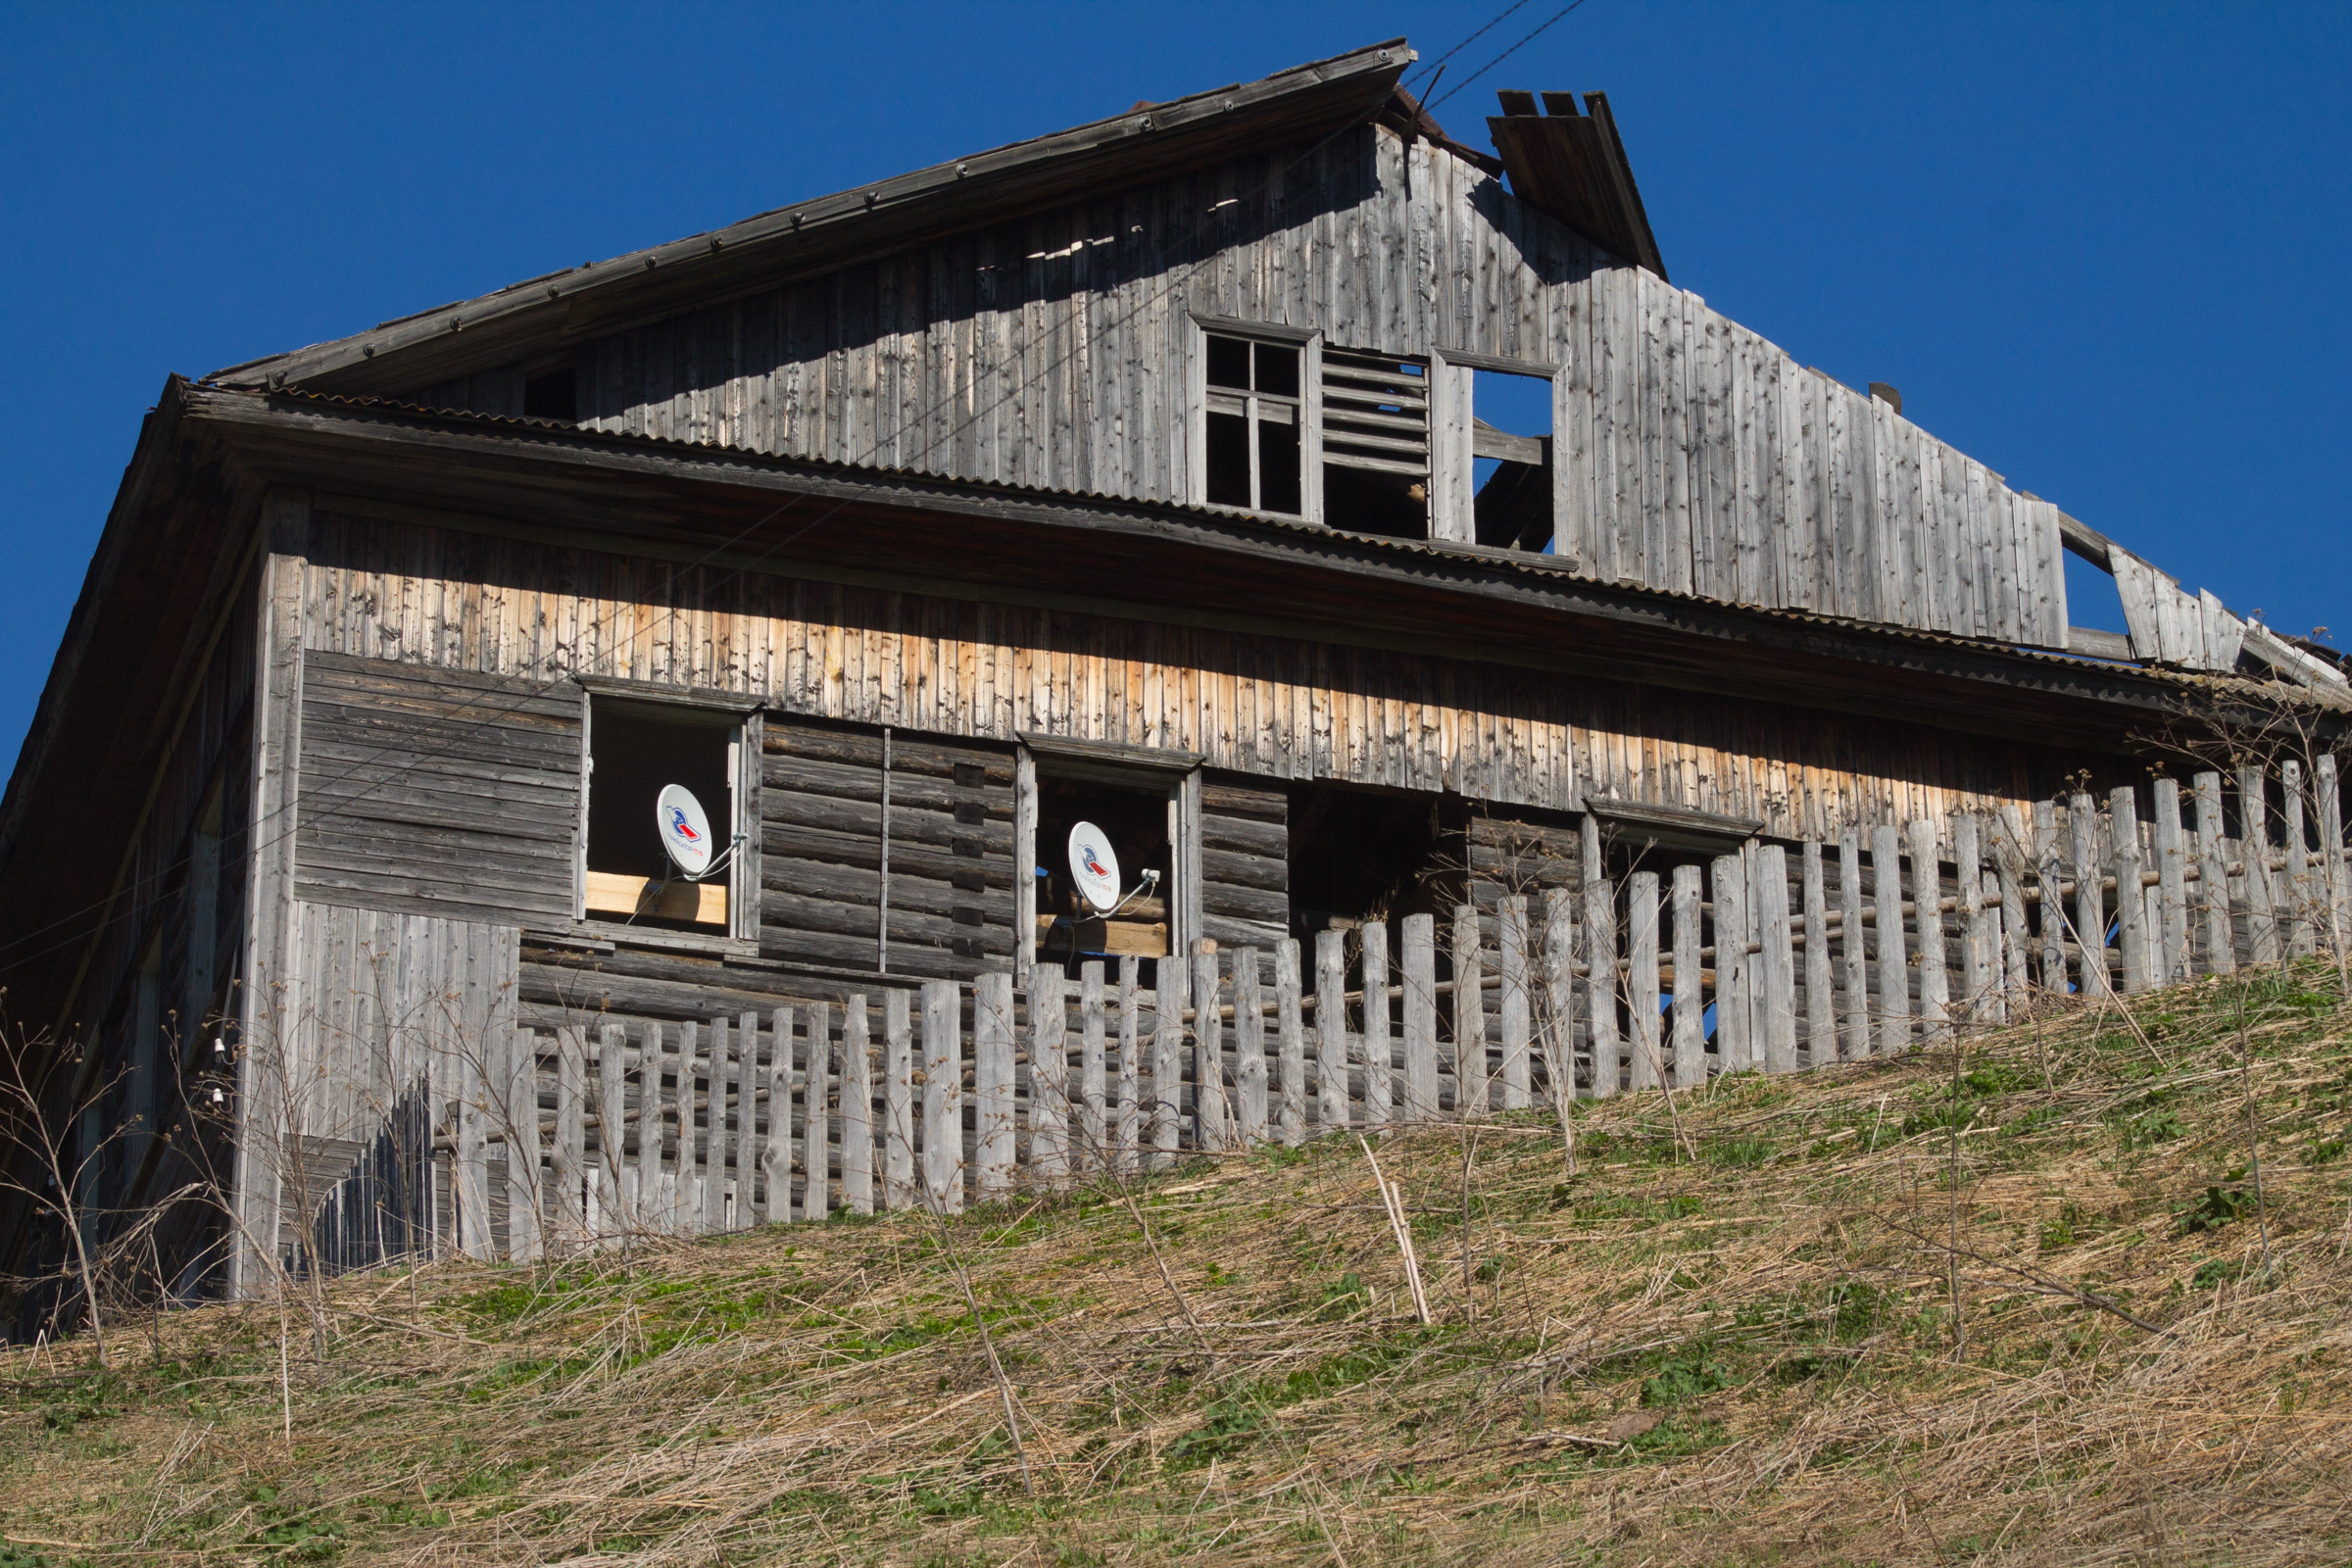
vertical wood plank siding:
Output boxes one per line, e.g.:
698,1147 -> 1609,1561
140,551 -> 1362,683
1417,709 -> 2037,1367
297,512 -> 2058,847
441,127 -> 2073,647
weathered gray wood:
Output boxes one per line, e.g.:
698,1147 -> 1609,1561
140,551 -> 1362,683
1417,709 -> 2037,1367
1838,830 -> 1869,1056
1954,814 -> 1986,1023
1872,824 -> 1909,1052
1114,956 -> 1141,1172
974,973 -> 1016,1199
701,1016 -> 730,1236
1076,962 -> 1105,1169
735,1009 -> 761,1226
1712,852 -> 1750,1072
554,1027 -> 586,1252
1314,929 -> 1348,1129
1800,843 -> 1834,1066
597,1022 -> 628,1238
1275,939 -> 1306,1143
1361,919 -> 1392,1125
456,1032 -> 492,1260
1014,749 -> 1038,979
1451,904 -> 1490,1115
761,1008 -> 794,1223
803,1005 -> 833,1219
1401,914 -> 1439,1119
882,993 -> 915,1208
505,1028 -> 544,1261
2192,772 -> 2234,976
919,981 -> 960,1212
841,997 -> 873,1215
1540,888 -> 1577,1104
1029,970 -> 1070,1183
2283,760 -> 2313,956
2070,793 -> 2108,994
1496,897 -> 1534,1109
2111,789 -> 2147,991
1908,821 -> 1948,1041
2241,765 -> 2279,964
1186,945 -> 1224,1149
2322,754 -> 2348,945
1982,868 -> 2011,1023
1584,818 -> 1620,1096
1667,865 -> 1704,1088
1756,845 -> 1797,1073
1152,955 -> 1186,1165
2033,800 -> 2065,991
1233,946 -> 1266,1143
2154,780 -> 2189,986
1627,872 -> 1663,1091
1995,807 -> 2032,1004
668,1022 -> 696,1232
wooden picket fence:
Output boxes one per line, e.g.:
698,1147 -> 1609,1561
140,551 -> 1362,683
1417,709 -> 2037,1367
405,764 -> 2349,1264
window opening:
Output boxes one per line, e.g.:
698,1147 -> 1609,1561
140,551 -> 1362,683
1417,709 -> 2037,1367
1203,333 -> 1302,515
1322,349 -> 1430,538
523,362 -> 577,422
585,699 -> 739,931
1471,368 -> 1555,552
1033,773 -> 1173,986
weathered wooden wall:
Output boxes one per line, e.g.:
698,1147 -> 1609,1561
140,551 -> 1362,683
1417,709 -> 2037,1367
295,510 -> 2063,849
409,125 -> 2063,646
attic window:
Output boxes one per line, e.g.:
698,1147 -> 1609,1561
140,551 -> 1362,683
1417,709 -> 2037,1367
523,363 -> 576,422
1202,332 -> 1302,515
1321,349 -> 1430,539
1470,368 -> 1554,553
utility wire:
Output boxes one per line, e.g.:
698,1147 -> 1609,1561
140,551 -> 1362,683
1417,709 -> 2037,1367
1426,0 -> 1593,114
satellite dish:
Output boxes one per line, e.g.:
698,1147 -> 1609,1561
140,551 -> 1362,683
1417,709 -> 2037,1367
1066,822 -> 1121,912
656,784 -> 715,878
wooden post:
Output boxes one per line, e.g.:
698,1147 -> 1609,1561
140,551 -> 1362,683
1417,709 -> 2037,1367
1909,821 -> 1948,1041
1152,956 -> 1186,1165
974,973 -> 1016,1200
734,1010 -> 761,1228
807,1004 -> 835,1219
1497,897 -> 1534,1109
1669,866 -> 1704,1089
1627,872 -> 1662,1092
2193,772 -> 2234,976
1983,868 -> 2010,1022
1996,807 -> 2032,1004
701,1017 -> 731,1236
1361,919 -> 1392,1126
1115,957 -> 1141,1172
1872,824 -> 1909,1053
1191,944 -> 1227,1150
2034,800 -> 2065,993
2241,765 -> 2279,964
1451,904 -> 1489,1116
1541,888 -> 1578,1105
2070,793 -> 2107,995
841,998 -> 873,1216
670,1021 -> 699,1232
1585,819 -> 1620,1097
2154,779 -> 2189,986
1079,961 -> 1107,1169
1801,843 -> 1835,1068
1234,947 -> 1266,1144
1275,939 -> 1306,1144
2283,759 -> 2312,956
882,992 -> 914,1209
456,1031 -> 492,1261
1954,814 -> 1984,1025
554,1027 -> 586,1253
1711,852 -> 1750,1073
1838,829 -> 1869,1058
1315,929 -> 1348,1130
1401,913 -> 1440,1121
763,1009 -> 795,1224
506,1028 -> 544,1262
2111,789 -> 2147,991
1029,970 -> 1070,1184
2320,754 -> 2347,949
919,981 -> 960,1214
597,1022 -> 628,1240
1756,846 -> 1797,1073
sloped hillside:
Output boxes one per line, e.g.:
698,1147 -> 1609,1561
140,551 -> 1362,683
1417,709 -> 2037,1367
6,965 -> 2352,1566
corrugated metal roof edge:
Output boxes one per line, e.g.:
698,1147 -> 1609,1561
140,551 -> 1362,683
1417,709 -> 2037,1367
222,383 -> 2335,709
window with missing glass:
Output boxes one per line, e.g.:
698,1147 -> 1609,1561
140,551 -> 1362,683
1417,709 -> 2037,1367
1201,328 -> 1304,516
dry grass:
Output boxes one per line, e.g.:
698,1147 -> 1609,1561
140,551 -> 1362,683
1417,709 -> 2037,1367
7,963 -> 2352,1566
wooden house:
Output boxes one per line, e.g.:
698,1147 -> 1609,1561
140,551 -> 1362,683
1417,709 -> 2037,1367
4,40 -> 2345,1310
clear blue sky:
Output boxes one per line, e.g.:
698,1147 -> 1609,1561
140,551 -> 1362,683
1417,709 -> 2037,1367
4,2 -> 2346,769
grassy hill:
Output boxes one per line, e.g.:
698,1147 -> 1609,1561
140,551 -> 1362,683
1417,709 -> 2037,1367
6,964 -> 2352,1566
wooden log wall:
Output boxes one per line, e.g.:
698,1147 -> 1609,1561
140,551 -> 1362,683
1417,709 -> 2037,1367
294,511 -> 2058,849
401,127 -> 2063,646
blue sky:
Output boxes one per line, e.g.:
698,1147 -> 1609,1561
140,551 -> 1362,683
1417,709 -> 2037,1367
3,2 -> 2345,768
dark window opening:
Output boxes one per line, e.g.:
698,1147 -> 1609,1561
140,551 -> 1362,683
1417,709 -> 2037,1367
1321,349 -> 1429,538
1287,782 -> 1451,939
1200,330 -> 1301,515
1471,368 -> 1554,553
523,364 -> 577,422
1034,774 -> 1173,986
587,700 -> 736,930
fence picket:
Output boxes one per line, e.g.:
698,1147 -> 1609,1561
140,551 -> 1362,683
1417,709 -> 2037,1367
842,998 -> 873,1215
920,981 -> 960,1213
1315,929 -> 1348,1130
1235,946 -> 1266,1143
1361,920 -> 1392,1126
1801,844 -> 1834,1067
1080,961 -> 1106,1167
1838,830 -> 1869,1059
1031,970 -> 1070,1183
1497,897 -> 1534,1109
1628,871 -> 1662,1092
1276,940 -> 1306,1144
1452,905 -> 1490,1115
974,973 -> 1016,1200
1757,845 -> 1797,1072
1401,913 -> 1439,1120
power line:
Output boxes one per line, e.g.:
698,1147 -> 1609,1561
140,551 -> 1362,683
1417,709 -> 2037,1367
1426,0 -> 1593,114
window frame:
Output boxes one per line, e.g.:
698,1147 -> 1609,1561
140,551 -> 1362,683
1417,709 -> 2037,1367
1428,347 -> 1563,547
1189,314 -> 1323,523
1013,734 -> 1203,984
573,680 -> 762,952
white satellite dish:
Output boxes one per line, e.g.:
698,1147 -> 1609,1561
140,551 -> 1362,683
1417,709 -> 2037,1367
656,784 -> 715,878
1066,821 -> 1121,912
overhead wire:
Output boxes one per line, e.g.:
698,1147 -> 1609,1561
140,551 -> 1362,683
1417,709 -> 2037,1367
0,0 -> 1589,999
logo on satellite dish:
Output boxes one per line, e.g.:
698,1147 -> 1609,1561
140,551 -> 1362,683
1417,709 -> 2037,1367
1066,821 -> 1121,912
656,784 -> 715,878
